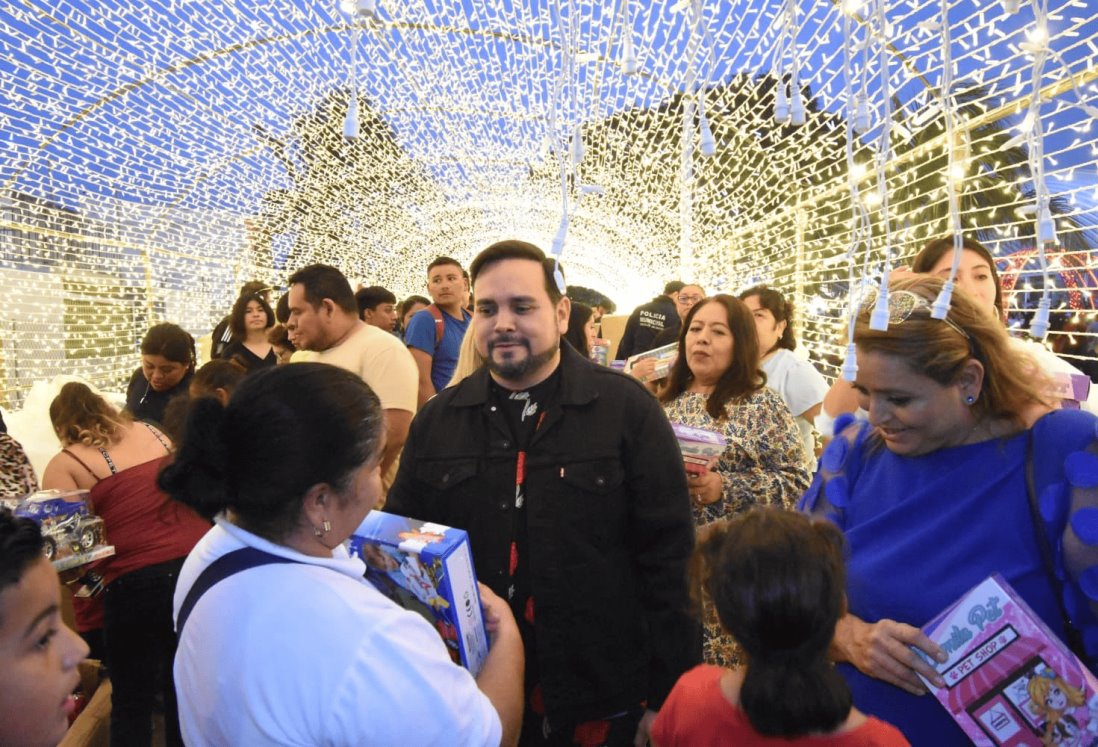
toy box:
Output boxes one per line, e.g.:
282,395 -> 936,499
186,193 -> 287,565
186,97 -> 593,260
623,342 -> 678,382
14,490 -> 115,572
590,338 -> 610,366
1051,372 -> 1092,411
670,423 -> 727,475
347,510 -> 489,675
916,574 -> 1098,746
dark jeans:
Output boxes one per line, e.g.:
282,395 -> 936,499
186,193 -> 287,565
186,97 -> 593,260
103,558 -> 186,747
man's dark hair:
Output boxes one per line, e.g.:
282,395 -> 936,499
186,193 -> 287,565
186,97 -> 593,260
275,293 -> 290,324
240,280 -> 271,298
663,280 -> 686,295
355,286 -> 397,318
287,264 -> 356,315
427,256 -> 464,275
469,240 -> 565,304
0,509 -> 46,611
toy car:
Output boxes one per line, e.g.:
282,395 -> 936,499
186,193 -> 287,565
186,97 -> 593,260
14,490 -> 107,564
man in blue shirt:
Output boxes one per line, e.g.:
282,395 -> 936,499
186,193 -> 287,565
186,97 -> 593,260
404,256 -> 472,406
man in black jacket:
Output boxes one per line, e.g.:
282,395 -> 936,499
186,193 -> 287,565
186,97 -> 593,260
387,241 -> 700,746
615,281 -> 684,360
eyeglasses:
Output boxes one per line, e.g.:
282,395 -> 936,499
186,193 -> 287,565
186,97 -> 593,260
858,289 -> 970,340
677,294 -> 703,304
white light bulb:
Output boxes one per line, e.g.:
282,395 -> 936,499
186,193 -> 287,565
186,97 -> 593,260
790,86 -> 806,126
356,0 -> 377,19
1000,0 -> 1021,13
343,95 -> 360,139
774,82 -> 790,123
699,111 -> 716,157
622,35 -> 638,75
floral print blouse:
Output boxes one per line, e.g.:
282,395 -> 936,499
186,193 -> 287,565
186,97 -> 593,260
662,388 -> 810,526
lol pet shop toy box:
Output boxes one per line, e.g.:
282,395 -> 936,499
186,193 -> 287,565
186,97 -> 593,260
347,510 -> 489,675
670,423 -> 727,475
916,573 -> 1098,746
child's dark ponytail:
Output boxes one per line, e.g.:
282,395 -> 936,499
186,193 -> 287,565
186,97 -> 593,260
699,508 -> 852,738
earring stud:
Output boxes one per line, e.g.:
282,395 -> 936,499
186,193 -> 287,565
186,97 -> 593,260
965,394 -> 976,405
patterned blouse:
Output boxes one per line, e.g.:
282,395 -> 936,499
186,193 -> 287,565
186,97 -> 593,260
662,388 -> 810,526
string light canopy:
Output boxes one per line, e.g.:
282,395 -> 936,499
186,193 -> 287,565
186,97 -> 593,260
0,0 -> 1096,402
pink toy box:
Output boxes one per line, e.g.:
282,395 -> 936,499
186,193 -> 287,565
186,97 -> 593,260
917,574 -> 1098,746
670,423 -> 727,475
347,510 -> 489,675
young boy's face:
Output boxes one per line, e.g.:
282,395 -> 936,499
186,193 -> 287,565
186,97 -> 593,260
0,556 -> 88,747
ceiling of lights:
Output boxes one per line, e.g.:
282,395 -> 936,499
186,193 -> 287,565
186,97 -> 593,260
1,0 -> 1096,400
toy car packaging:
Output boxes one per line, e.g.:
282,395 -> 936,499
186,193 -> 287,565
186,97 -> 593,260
14,490 -> 115,571
347,510 -> 489,675
670,422 -> 727,475
916,573 -> 1098,746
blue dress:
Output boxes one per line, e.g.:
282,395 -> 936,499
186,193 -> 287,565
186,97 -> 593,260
800,409 -> 1098,746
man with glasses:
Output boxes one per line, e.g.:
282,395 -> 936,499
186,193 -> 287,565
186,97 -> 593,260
616,281 -> 685,360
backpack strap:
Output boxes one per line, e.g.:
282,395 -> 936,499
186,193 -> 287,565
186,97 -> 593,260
176,546 -> 302,637
427,304 -> 445,351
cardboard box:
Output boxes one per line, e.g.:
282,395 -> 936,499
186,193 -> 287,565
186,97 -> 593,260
916,574 -> 1098,745
1050,372 -> 1092,410
598,314 -> 628,361
348,511 -> 489,675
58,660 -> 111,747
670,423 -> 727,475
623,342 -> 679,382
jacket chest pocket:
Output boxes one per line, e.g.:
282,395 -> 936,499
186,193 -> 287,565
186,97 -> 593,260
416,459 -> 479,492
558,458 -> 624,495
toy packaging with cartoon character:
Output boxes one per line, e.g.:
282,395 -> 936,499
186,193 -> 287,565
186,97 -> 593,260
13,490 -> 115,572
347,510 -> 489,675
623,342 -> 678,382
916,573 -> 1098,746
670,423 -> 727,475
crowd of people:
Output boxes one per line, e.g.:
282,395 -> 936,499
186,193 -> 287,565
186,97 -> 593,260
1,234 -> 1097,747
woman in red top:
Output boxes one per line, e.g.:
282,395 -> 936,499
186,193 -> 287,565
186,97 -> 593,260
41,382 -> 210,747
651,509 -> 908,747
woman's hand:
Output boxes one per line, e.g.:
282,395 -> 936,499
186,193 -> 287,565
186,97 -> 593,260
478,582 -> 519,642
629,358 -> 659,382
832,613 -> 946,695
687,470 -> 722,506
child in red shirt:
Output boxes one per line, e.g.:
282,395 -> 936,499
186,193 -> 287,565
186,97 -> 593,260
651,509 -> 909,746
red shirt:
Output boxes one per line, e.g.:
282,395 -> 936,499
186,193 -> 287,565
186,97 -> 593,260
651,665 -> 909,747
89,457 -> 210,586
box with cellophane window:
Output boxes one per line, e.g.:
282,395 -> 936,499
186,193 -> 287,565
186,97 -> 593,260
347,510 -> 489,675
670,423 -> 727,475
12,490 -> 115,572
916,573 -> 1098,746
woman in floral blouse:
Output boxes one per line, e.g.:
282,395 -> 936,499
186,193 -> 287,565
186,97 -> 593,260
659,294 -> 810,665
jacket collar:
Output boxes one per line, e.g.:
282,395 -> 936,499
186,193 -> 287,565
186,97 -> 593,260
450,343 -> 599,408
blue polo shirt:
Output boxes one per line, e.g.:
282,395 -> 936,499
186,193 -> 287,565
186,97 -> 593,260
404,307 -> 472,391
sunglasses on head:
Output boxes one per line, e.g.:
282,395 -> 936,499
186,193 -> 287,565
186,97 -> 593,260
858,288 -> 970,340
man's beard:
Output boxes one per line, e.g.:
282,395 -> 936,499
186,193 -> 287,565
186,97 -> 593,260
487,335 -> 559,383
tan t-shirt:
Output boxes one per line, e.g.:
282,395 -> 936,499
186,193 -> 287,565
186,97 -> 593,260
308,325 -> 418,415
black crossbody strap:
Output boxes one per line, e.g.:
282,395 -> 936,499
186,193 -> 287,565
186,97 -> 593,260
1025,430 -> 1088,659
176,547 -> 301,637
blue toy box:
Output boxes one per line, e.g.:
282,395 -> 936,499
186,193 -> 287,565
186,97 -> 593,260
347,510 -> 489,675
13,490 -> 115,571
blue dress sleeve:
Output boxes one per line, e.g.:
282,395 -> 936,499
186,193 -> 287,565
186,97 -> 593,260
1031,410 -> 1098,664
798,413 -> 870,530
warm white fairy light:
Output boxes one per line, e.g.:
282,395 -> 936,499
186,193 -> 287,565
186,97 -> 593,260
0,0 -> 1096,403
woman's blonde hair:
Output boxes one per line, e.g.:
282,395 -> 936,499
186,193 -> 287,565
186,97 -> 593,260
49,382 -> 131,448
447,325 -> 486,388
854,276 -> 1052,426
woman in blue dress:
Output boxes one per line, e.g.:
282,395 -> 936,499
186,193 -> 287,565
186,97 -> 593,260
801,276 -> 1098,745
